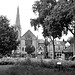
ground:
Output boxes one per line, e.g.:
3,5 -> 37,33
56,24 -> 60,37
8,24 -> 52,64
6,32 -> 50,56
0,65 -> 13,71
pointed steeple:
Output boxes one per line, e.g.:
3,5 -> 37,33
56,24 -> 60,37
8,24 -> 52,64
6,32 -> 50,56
15,6 -> 21,29
15,6 -> 21,40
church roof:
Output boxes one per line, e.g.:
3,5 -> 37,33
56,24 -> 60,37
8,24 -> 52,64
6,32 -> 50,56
21,30 -> 37,40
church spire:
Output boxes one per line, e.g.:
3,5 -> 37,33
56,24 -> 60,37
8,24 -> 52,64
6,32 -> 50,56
16,6 -> 21,28
15,6 -> 21,40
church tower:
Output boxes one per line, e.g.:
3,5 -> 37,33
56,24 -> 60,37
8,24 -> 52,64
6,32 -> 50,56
15,6 -> 21,41
14,6 -> 21,52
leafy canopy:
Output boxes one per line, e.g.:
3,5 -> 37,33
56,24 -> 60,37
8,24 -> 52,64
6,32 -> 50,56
0,16 -> 19,55
25,45 -> 35,54
31,0 -> 75,39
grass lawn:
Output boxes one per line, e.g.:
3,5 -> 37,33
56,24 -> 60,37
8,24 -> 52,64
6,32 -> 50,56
0,65 -> 13,75
0,58 -> 75,75
0,65 -> 13,71
0,64 -> 74,75
6,65 -> 75,75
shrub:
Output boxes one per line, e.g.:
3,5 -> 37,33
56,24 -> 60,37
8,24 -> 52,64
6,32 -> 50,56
25,45 -> 35,54
15,58 -> 75,71
15,57 -> 31,65
41,59 -> 57,68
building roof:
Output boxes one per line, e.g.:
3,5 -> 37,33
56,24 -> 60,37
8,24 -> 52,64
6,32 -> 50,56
38,39 -> 44,43
21,30 -> 37,40
50,41 -> 65,46
63,44 -> 73,53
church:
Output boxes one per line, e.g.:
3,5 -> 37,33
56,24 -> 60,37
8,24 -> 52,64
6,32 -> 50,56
14,7 -> 45,55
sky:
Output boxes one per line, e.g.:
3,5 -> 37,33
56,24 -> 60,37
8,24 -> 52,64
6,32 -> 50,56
0,0 -> 44,39
0,0 -> 73,40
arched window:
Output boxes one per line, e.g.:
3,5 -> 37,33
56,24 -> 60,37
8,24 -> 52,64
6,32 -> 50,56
25,34 -> 32,46
39,46 -> 43,51
22,47 -> 24,51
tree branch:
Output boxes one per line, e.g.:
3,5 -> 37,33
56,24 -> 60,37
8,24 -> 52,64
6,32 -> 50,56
68,28 -> 74,35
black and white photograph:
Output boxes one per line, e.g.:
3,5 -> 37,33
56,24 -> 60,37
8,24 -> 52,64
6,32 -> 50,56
0,0 -> 75,75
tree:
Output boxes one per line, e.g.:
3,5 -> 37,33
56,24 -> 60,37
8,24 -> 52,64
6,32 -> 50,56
25,45 -> 35,55
0,16 -> 19,55
68,37 -> 74,44
31,0 -> 75,58
31,0 -> 57,59
44,0 -> 75,56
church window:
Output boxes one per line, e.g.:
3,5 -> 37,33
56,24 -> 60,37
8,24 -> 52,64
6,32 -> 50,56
39,46 -> 42,51
25,34 -> 32,46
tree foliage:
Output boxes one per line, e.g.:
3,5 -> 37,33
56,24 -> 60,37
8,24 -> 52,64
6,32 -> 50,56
31,0 -> 75,57
68,37 -> 74,44
25,45 -> 35,54
0,16 -> 19,55
31,0 -> 58,38
31,0 -> 75,38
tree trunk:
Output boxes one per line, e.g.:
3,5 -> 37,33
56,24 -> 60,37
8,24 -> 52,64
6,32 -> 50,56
73,35 -> 75,56
44,46 -> 48,58
52,37 -> 55,59
73,26 -> 75,56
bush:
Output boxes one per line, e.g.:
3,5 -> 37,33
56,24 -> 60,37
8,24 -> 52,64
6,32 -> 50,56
25,45 -> 35,54
41,59 -> 57,68
15,58 -> 75,71
15,58 -> 57,69
15,57 -> 41,67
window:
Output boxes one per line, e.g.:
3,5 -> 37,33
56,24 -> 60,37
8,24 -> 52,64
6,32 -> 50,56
55,46 -> 58,50
60,53 -> 61,56
25,35 -> 32,46
22,47 -> 24,51
39,46 -> 42,51
57,53 -> 59,56
50,53 -> 52,56
58,46 -> 60,50
56,53 -> 62,58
